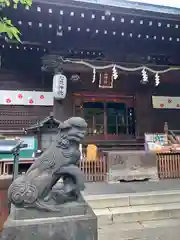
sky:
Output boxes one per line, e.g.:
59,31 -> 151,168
128,0 -> 180,8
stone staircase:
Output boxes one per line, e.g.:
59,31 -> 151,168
85,190 -> 180,226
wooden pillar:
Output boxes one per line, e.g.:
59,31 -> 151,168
104,102 -> 107,139
164,122 -> 168,145
135,89 -> 154,136
53,91 -> 73,122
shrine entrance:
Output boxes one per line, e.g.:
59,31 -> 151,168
73,94 -> 135,139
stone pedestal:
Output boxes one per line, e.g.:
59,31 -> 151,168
107,150 -> 158,182
0,203 -> 97,240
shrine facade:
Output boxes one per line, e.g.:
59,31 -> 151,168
1,0 -> 180,147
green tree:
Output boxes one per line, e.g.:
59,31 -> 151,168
0,0 -> 32,41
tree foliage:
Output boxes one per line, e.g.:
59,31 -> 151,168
0,0 -> 32,41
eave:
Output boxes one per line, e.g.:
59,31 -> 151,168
3,0 -> 180,67
26,113 -> 60,131
0,130 -> 26,135
32,0 -> 180,20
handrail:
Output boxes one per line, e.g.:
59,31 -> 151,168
168,129 -> 177,138
169,130 -> 180,134
164,122 -> 180,144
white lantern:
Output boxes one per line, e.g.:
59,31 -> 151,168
53,73 -> 67,100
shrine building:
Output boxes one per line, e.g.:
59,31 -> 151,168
1,0 -> 180,150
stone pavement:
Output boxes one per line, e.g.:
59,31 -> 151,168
83,179 -> 180,196
98,218 -> 180,240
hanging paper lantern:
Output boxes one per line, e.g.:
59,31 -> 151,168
155,72 -> 160,86
53,73 -> 67,100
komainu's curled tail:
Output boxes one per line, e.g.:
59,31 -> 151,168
8,176 -> 38,207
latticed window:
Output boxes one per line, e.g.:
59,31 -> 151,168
74,100 -> 135,136
83,102 -> 104,136
0,106 -> 52,129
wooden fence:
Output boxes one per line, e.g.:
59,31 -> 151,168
0,157 -> 108,183
157,152 -> 180,179
79,155 -> 108,182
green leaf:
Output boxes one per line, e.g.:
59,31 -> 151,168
5,0 -> 10,6
6,31 -> 13,39
0,0 -> 32,41
6,19 -> 12,25
0,19 -> 21,42
0,0 -> 10,7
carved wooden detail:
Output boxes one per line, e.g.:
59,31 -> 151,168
0,105 -> 52,130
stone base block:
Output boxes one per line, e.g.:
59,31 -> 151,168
11,200 -> 88,220
107,150 -> 158,182
0,205 -> 97,240
110,167 -> 158,182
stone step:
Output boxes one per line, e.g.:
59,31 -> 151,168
85,190 -> 180,227
84,190 -> 180,209
95,202 -> 180,226
98,219 -> 180,240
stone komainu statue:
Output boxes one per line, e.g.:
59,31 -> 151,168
8,117 -> 87,211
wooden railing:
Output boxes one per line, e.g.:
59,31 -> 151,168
79,156 -> 108,182
157,152 -> 180,179
0,156 -> 109,183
